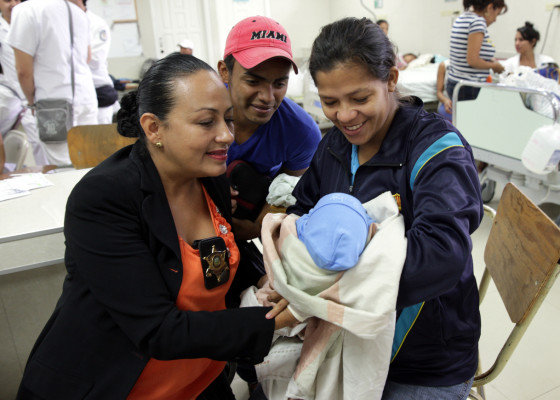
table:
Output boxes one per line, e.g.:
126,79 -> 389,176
0,168 -> 90,275
0,165 -> 58,180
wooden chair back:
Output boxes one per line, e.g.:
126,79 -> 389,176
484,183 -> 560,324
67,124 -> 137,169
469,183 -> 560,398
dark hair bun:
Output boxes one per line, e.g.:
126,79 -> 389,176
518,21 -> 540,43
116,91 -> 141,138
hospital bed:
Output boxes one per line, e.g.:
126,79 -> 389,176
396,62 -> 440,106
453,81 -> 560,210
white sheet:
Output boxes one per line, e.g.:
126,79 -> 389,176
396,63 -> 439,103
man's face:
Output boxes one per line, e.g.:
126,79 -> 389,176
0,0 -> 21,22
223,57 -> 292,129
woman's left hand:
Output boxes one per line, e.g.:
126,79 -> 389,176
266,296 -> 289,319
443,97 -> 453,114
265,289 -> 300,329
268,299 -> 299,330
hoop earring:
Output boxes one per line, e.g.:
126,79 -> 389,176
155,142 -> 163,149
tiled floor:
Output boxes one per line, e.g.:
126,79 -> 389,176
1,189 -> 559,400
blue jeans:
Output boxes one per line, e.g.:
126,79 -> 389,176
446,79 -> 481,101
381,377 -> 474,400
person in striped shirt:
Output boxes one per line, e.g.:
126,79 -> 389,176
446,0 -> 507,101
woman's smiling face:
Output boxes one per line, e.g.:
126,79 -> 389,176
153,70 -> 235,179
315,61 -> 399,157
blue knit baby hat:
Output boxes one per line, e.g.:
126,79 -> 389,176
296,193 -> 374,271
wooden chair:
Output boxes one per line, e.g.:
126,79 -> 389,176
67,123 -> 137,169
468,183 -> 560,399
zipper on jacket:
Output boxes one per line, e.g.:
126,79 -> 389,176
327,147 -> 354,193
328,146 -> 404,194
350,162 -> 404,194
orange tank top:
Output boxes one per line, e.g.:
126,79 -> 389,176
128,187 -> 240,400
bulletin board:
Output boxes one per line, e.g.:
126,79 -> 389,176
89,0 -> 138,23
88,0 -> 142,57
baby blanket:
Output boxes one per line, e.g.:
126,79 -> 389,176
252,191 -> 407,400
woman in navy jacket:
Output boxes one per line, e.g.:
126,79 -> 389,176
288,18 -> 483,399
17,53 -> 296,399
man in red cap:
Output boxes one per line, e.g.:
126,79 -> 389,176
218,16 -> 321,398
218,16 -> 321,241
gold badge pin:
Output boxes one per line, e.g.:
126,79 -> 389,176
203,245 -> 229,282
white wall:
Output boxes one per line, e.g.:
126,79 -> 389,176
205,0 -> 271,69
102,0 -> 155,80
106,0 -> 560,79
490,1 -> 560,61
327,0 -> 560,62
269,0 -> 331,63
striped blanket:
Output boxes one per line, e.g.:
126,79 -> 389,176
252,191 -> 407,400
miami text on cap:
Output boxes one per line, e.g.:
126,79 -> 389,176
223,16 -> 298,74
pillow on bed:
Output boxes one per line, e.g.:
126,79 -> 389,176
406,53 -> 434,69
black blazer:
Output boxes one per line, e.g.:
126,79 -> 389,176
18,143 -> 274,399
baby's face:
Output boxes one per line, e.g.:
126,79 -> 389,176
403,54 -> 417,64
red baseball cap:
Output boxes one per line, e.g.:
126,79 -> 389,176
223,16 -> 298,74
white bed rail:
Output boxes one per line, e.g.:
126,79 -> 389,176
452,81 -> 560,126
452,81 -> 560,209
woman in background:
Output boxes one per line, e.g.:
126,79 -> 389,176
436,59 -> 453,120
16,53 -> 295,400
446,0 -> 507,101
289,17 -> 483,399
377,19 -> 389,35
501,21 -> 556,72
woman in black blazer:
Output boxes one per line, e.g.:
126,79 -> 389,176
17,53 -> 296,400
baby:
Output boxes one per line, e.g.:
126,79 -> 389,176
246,192 -> 377,310
244,192 -> 378,314
295,192 -> 377,272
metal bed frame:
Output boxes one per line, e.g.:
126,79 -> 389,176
452,81 -> 560,212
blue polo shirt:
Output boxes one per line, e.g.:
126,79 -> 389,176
227,97 -> 321,177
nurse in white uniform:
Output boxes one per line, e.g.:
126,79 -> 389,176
7,0 -> 98,166
87,8 -> 119,124
501,21 -> 556,72
0,0 -> 48,166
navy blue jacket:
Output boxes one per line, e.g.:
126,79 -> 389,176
18,143 -> 275,399
289,97 -> 483,386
